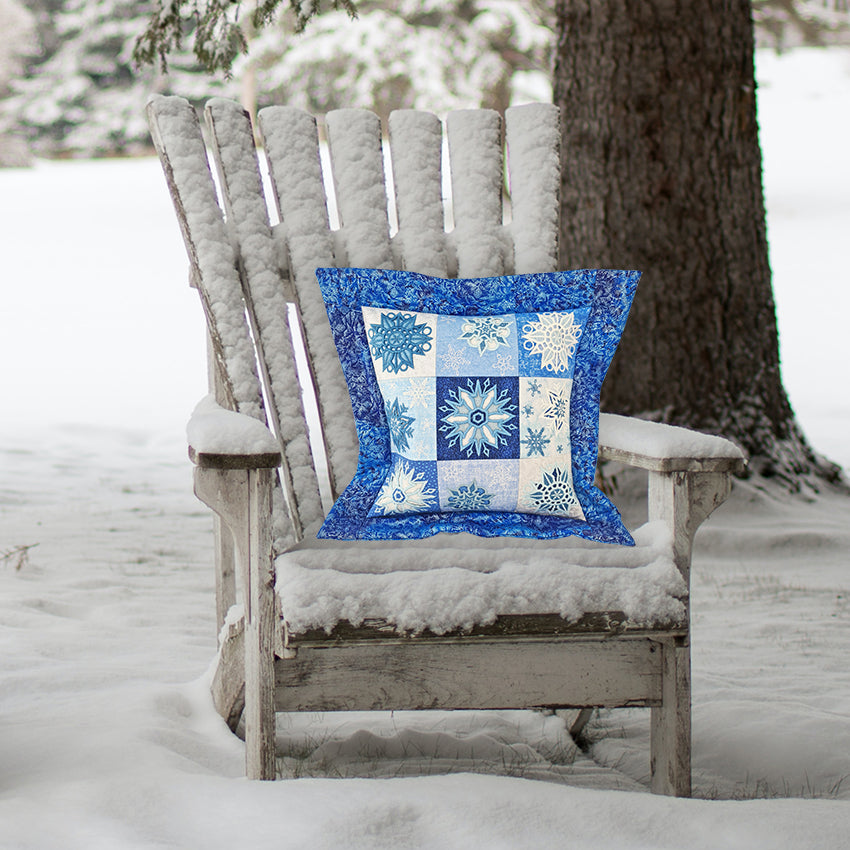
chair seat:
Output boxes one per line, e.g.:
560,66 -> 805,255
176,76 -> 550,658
276,520 -> 687,638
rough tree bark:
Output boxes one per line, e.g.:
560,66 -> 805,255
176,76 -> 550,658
553,0 -> 841,486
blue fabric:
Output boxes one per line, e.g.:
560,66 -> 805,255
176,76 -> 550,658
315,268 -> 640,544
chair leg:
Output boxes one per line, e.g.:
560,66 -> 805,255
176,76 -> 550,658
243,467 -> 277,780
650,636 -> 692,796
195,466 -> 278,780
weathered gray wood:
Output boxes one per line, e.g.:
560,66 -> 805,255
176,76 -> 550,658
209,336 -> 238,634
599,446 -> 745,475
569,707 -> 595,742
650,636 -> 691,797
214,517 -> 236,636
243,467 -> 277,780
193,466 -> 277,779
648,469 -> 732,582
276,636 -> 664,712
288,614 -> 685,644
189,447 -> 283,470
211,619 -> 245,731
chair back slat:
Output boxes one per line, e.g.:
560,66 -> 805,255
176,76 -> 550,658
325,109 -> 394,270
151,97 -> 563,536
204,99 -> 324,538
145,96 -> 265,423
505,103 -> 561,274
445,109 -> 509,278
258,106 -> 360,501
387,110 -> 451,277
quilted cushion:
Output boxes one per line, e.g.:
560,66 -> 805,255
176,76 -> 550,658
315,268 -> 639,544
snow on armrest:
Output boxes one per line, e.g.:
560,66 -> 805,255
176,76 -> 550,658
598,413 -> 746,474
187,395 -> 281,470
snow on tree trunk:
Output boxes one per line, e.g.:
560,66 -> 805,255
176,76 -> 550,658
553,0 -> 841,486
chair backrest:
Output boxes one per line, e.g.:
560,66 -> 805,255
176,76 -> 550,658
146,96 -> 561,544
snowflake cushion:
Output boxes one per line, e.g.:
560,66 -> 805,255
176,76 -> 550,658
315,268 -> 640,545
362,306 -> 591,520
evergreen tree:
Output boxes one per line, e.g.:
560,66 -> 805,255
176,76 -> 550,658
239,1 -> 552,120
10,0 -> 234,157
0,0 -> 36,165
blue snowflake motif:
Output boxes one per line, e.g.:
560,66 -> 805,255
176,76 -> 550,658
440,378 -> 516,457
373,461 -> 436,515
521,427 -> 551,457
460,316 -> 511,354
543,387 -> 570,432
526,379 -> 541,397
522,404 -> 534,417
447,481 -> 494,511
385,397 -> 415,453
527,467 -> 580,516
368,311 -> 432,373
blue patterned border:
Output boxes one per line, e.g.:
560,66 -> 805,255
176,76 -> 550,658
315,268 -> 639,544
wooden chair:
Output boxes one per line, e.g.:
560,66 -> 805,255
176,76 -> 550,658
146,95 -> 745,794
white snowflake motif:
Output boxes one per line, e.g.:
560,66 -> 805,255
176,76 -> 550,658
460,316 -> 512,354
440,344 -> 468,376
373,461 -> 436,515
521,427 -> 551,457
494,353 -> 514,376
440,378 -> 516,457
542,387 -> 570,432
404,378 -> 433,409
522,312 -> 583,374
447,481 -> 494,511
527,467 -> 581,516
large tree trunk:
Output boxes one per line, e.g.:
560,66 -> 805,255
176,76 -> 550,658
553,0 -> 840,486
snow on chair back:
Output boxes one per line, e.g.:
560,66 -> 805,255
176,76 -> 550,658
147,95 -> 317,544
256,102 -> 561,504
149,97 -> 561,536
145,97 -> 266,425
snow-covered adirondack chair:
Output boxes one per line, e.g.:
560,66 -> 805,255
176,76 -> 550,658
146,95 -> 745,795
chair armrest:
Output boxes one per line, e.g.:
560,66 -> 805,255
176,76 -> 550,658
187,395 -> 282,470
598,413 -> 746,474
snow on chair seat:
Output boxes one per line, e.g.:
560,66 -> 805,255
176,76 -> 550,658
277,522 -> 686,638
146,93 -> 745,794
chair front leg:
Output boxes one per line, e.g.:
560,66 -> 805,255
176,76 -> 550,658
194,466 -> 278,780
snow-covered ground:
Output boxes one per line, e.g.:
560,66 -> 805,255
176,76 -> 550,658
0,48 -> 849,849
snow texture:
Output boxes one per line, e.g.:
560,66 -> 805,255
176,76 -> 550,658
146,95 -> 264,425
277,520 -> 684,635
446,109 -> 511,277
258,105 -> 361,500
505,103 -> 560,274
205,98 -> 323,535
325,108 -> 394,270
599,414 -> 746,461
187,395 -> 279,455
387,109 -> 451,277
